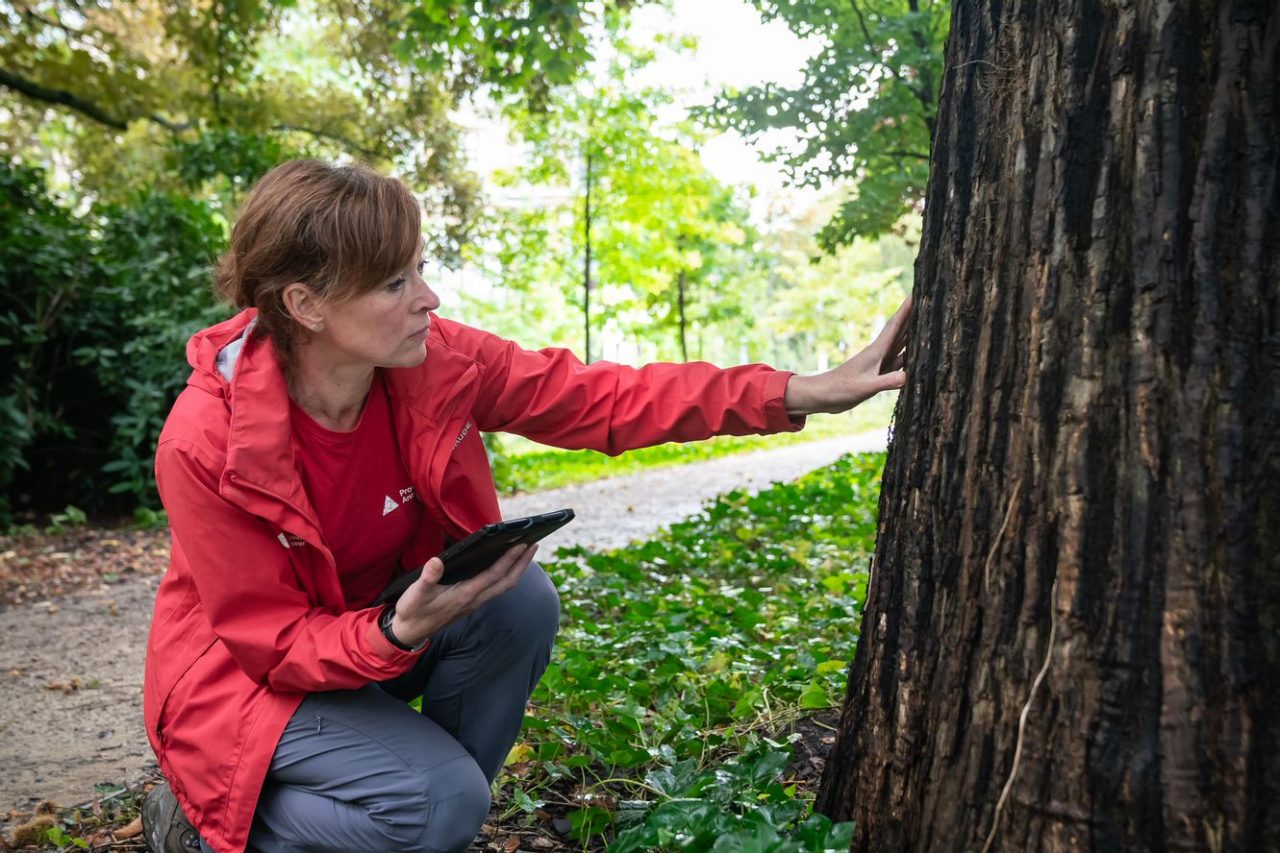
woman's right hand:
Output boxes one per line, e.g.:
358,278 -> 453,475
388,543 -> 538,649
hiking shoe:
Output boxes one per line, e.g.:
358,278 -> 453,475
141,781 -> 202,852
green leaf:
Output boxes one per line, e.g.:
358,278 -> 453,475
511,786 -> 542,814
568,805 -> 613,840
799,680 -> 831,710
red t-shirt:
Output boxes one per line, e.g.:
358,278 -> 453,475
289,374 -> 423,608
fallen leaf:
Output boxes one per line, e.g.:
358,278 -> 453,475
505,743 -> 534,765
43,678 -> 82,693
84,829 -> 115,847
116,816 -> 143,839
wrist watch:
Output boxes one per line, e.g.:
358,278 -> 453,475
378,604 -> 428,653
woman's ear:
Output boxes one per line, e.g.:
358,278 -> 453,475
282,283 -> 325,332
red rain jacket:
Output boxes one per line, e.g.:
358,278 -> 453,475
144,308 -> 801,851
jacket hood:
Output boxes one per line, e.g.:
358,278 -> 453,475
179,307 -> 313,536
185,308 -> 260,396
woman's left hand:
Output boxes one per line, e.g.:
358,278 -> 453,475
784,295 -> 912,417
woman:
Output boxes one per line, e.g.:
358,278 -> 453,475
141,159 -> 910,853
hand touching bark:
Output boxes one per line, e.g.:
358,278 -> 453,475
389,543 -> 538,648
783,296 -> 912,417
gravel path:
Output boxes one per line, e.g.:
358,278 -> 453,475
0,431 -> 886,814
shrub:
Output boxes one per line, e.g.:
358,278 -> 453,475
0,162 -> 229,521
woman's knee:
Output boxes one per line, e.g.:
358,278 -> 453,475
412,754 -> 490,853
523,562 -> 561,644
483,561 -> 560,649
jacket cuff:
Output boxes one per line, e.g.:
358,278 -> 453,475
362,609 -> 427,664
763,370 -> 806,433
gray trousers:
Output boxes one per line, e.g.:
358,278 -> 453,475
221,563 -> 560,853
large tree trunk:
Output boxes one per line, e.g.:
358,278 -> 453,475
816,2 -> 1279,851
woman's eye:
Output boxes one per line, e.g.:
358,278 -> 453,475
416,258 -> 428,276
388,276 -> 406,291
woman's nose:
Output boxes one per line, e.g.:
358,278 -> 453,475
416,278 -> 441,311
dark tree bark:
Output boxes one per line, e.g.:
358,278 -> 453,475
816,2 -> 1279,851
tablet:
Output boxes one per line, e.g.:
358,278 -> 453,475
375,508 -> 575,603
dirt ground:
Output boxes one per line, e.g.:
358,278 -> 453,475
0,432 -> 885,829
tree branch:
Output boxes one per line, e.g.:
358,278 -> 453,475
881,150 -> 931,161
906,0 -> 938,138
848,0 -> 937,140
847,0 -> 877,52
0,67 -> 127,128
0,68 -> 193,133
270,123 -> 383,160
148,113 -> 193,133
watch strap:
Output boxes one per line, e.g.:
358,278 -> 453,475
378,604 -> 428,653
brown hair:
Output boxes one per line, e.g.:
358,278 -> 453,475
214,159 -> 422,354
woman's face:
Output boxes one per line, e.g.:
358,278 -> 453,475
313,252 -> 441,370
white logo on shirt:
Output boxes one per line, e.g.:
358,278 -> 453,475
277,532 -> 306,549
382,496 -> 400,516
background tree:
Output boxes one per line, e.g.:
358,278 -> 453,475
762,203 -> 915,371
706,0 -> 948,251
817,1 -> 1278,849
474,50 -> 763,364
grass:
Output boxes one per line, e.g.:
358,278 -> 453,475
490,393 -> 895,495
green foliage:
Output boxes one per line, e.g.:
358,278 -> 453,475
0,162 -> 106,522
609,748 -> 856,851
761,212 -> 917,370
41,824 -> 89,850
0,161 -> 228,520
511,452 -> 884,848
89,192 -> 228,505
395,1 -> 647,110
132,506 -> 170,530
469,44 -> 766,363
706,1 -> 949,249
172,128 -> 287,189
45,504 -> 87,535
1,1 -> 646,262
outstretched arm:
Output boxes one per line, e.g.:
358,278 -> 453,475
784,296 -> 912,417
437,317 -> 803,455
